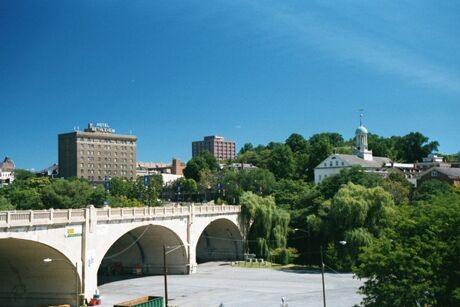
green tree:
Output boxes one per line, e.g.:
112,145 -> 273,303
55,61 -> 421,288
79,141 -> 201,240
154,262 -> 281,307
273,179 -> 314,210
285,133 -> 311,179
382,172 -> 412,205
238,168 -> 276,196
354,192 -> 460,306
131,175 -> 163,205
240,192 -> 290,260
88,185 -> 107,207
13,169 -> 36,181
319,166 -> 384,199
173,177 -> 198,201
395,132 -> 439,162
367,133 -> 397,159
108,195 -> 144,207
285,133 -> 309,153
9,188 -> 44,210
239,143 -> 254,154
236,149 -> 260,166
183,151 -> 219,182
306,134 -> 334,180
443,151 -> 460,162
0,195 -> 14,211
109,177 -> 132,198
265,143 -> 295,179
40,179 -> 92,209
309,132 -> 344,148
413,179 -> 452,201
326,183 -> 395,269
221,170 -> 242,204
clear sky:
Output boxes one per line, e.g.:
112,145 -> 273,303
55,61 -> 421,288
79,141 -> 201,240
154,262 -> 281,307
1,0 -> 459,170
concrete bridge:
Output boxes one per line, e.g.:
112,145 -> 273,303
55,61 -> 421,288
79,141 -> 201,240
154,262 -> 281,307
0,204 -> 243,307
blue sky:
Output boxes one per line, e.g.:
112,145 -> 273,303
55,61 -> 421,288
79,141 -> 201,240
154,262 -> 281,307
1,0 -> 459,170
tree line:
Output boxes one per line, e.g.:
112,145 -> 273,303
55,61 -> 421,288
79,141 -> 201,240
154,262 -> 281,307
1,130 -> 459,305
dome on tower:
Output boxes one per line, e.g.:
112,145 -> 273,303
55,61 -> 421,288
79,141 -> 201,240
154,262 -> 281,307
355,125 -> 368,135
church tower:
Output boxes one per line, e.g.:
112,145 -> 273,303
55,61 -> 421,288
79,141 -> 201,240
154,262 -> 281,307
353,113 -> 373,161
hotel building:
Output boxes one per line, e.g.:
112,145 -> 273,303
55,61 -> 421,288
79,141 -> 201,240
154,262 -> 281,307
58,123 -> 137,181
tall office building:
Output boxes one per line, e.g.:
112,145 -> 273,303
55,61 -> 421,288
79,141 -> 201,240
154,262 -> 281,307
58,123 -> 137,181
192,136 -> 236,161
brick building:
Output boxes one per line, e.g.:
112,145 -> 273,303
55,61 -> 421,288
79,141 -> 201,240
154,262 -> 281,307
417,167 -> 460,187
192,136 -> 236,161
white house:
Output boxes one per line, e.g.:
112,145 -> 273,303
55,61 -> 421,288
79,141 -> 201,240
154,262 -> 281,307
314,119 -> 391,184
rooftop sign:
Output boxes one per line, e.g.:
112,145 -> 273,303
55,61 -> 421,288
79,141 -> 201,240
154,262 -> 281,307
85,122 -> 115,134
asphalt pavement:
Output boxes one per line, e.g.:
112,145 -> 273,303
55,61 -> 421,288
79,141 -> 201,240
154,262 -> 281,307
98,262 -> 363,307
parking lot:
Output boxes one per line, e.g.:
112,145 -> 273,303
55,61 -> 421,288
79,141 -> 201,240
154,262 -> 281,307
99,262 -> 363,307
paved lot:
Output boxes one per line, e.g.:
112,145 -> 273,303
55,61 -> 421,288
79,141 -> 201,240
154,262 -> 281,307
99,262 -> 363,307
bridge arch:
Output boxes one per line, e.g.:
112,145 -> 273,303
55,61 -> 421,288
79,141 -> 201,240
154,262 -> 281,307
0,238 -> 80,307
97,223 -> 188,285
196,217 -> 244,263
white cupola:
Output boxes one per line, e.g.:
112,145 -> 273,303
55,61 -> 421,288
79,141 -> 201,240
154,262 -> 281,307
353,113 -> 373,161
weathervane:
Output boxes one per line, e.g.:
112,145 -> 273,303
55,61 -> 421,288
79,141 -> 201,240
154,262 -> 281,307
359,109 -> 364,126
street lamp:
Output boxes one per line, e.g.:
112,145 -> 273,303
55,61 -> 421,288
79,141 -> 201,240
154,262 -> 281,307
43,258 -> 80,307
163,244 -> 187,307
294,229 -> 346,307
294,228 -> 326,307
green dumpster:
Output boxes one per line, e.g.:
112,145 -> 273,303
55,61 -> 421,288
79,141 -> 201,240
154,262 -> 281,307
113,296 -> 164,307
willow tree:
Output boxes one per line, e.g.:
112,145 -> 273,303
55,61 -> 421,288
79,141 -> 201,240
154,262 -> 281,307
240,192 -> 290,260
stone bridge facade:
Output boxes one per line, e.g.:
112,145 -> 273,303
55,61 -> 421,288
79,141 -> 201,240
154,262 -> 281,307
0,204 -> 243,307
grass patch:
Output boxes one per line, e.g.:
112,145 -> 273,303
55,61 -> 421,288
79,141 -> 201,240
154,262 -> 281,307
231,261 -> 320,271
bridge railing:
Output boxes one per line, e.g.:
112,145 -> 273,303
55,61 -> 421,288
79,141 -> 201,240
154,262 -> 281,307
0,205 -> 241,228
0,208 -> 86,228
96,206 -> 192,221
96,204 -> 241,221
194,205 -> 241,215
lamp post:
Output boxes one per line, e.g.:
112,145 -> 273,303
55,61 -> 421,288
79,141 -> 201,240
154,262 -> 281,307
295,228 -> 326,307
43,258 -> 79,307
163,244 -> 187,307
319,245 -> 326,307
294,229 -> 347,307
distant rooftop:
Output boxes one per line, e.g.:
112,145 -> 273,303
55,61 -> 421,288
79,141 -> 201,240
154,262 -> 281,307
203,135 -> 225,140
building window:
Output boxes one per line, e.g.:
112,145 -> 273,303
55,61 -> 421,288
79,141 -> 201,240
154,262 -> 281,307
431,170 -> 438,177
336,161 -> 339,166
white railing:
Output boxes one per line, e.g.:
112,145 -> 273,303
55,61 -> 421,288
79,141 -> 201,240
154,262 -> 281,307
95,204 -> 240,222
194,205 -> 241,215
0,204 -> 241,228
0,208 -> 86,228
